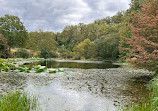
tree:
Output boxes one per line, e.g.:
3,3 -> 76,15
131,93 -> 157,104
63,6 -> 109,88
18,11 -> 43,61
26,30 -> 57,58
103,33 -> 120,59
111,11 -> 124,24
119,12 -> 133,60
59,21 -> 111,52
95,33 -> 120,59
0,34 -> 9,58
130,0 -> 144,10
85,42 -> 97,59
124,0 -> 158,72
119,0 -> 143,60
0,14 -> 28,48
59,25 -> 78,50
73,39 -> 97,59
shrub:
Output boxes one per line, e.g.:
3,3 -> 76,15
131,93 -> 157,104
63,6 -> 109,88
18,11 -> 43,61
51,51 -> 58,58
14,48 -> 29,58
61,52 -> 68,59
73,54 -> 81,60
67,52 -> 74,59
40,49 -> 56,59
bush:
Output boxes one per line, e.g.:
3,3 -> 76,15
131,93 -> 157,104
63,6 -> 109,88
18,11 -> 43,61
73,54 -> 81,60
14,48 -> 29,58
67,52 -> 74,59
51,51 -> 58,58
40,49 -> 57,59
61,52 -> 68,59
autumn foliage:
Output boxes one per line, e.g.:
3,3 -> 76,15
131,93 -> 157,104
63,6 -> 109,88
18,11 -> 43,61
0,34 -> 9,58
124,0 -> 158,71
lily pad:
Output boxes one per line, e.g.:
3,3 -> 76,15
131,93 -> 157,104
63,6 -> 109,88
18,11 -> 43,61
58,68 -> 65,72
35,66 -> 47,73
49,69 -> 56,73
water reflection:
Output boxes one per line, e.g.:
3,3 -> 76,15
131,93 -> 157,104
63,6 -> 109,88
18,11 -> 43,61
22,67 -> 150,111
0,60 -> 151,111
26,60 -> 119,69
25,80 -> 116,111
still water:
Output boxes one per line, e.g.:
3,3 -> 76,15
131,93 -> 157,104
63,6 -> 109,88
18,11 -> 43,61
23,60 -> 150,111
26,59 -> 120,69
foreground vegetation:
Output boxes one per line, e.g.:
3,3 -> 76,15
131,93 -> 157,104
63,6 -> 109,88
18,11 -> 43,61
116,75 -> 157,111
0,91 -> 38,111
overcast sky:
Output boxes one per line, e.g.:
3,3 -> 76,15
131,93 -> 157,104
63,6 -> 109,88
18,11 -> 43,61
0,0 -> 131,32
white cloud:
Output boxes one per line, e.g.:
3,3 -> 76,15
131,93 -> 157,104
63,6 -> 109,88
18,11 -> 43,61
0,0 -> 130,31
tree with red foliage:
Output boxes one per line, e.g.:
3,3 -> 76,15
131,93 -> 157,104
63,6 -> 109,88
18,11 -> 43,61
125,0 -> 158,72
0,34 -> 9,58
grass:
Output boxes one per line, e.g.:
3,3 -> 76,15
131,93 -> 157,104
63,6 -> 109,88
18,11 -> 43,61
0,91 -> 39,111
148,77 -> 158,96
118,100 -> 155,111
117,97 -> 158,111
118,76 -> 158,111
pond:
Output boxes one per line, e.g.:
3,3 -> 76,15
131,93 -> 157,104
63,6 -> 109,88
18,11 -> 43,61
25,60 -> 120,69
1,60 -> 151,111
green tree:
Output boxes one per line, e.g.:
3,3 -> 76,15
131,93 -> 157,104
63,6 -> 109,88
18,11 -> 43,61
0,14 -> 28,48
103,33 -> 120,59
60,25 -> 77,50
74,39 -> 97,59
59,22 -> 110,52
111,11 -> 124,24
95,33 -> 120,59
119,12 -> 133,60
85,42 -> 97,59
26,30 -> 57,58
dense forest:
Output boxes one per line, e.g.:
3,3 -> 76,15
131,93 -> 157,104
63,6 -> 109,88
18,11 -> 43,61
0,0 -> 157,72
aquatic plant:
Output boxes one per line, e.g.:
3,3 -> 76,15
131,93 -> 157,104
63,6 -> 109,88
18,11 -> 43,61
49,68 -> 56,73
34,65 -> 47,73
58,68 -> 65,72
0,58 -> 15,72
0,58 -> 65,73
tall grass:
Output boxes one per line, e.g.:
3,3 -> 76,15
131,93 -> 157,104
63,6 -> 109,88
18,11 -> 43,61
148,77 -> 158,96
118,76 -> 158,111
118,100 -> 155,111
0,91 -> 39,111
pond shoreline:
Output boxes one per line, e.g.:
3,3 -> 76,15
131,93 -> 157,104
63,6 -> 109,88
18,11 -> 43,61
0,59 -> 155,111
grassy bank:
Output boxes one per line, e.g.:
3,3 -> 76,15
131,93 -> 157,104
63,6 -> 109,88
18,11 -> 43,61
119,74 -> 158,111
0,91 -> 39,111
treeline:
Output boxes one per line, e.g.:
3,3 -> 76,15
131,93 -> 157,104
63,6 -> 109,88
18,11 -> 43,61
55,12 -> 123,60
0,12 -> 123,60
0,0 -> 157,72
26,17 -> 122,60
26,12 -> 123,60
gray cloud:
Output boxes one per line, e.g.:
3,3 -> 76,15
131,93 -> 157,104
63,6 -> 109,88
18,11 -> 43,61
0,0 -> 130,31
